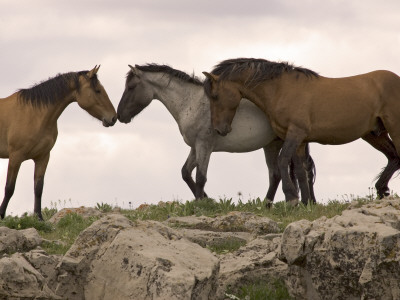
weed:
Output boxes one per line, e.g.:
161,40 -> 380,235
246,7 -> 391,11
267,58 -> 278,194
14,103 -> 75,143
96,202 -> 113,213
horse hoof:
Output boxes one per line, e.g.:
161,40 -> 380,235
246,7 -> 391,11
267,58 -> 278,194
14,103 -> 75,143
287,198 -> 299,207
265,199 -> 273,209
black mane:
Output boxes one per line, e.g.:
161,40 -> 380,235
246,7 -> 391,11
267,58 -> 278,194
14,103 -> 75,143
209,58 -> 319,86
129,64 -> 203,86
18,71 -> 98,108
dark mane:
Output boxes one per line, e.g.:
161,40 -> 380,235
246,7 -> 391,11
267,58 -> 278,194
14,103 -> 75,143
209,58 -> 319,86
130,64 -> 203,86
18,71 -> 98,108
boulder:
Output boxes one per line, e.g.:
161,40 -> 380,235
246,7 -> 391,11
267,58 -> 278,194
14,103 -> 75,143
54,214 -> 219,300
0,227 -> 42,255
0,252 -> 61,299
279,198 -> 400,300
216,235 -> 287,299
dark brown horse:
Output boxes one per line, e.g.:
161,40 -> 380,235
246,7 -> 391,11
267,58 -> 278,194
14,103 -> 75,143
204,58 -> 400,204
0,66 -> 117,220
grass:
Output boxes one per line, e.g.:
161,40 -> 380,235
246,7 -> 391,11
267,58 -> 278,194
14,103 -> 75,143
207,237 -> 247,254
226,278 -> 293,300
39,213 -> 98,255
0,196 -> 371,255
121,196 -> 363,231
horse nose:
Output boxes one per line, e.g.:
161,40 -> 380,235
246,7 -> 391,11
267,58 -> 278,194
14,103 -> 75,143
215,127 -> 228,136
112,115 -> 117,125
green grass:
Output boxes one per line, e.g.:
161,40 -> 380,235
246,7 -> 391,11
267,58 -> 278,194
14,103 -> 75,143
40,213 -> 98,254
207,237 -> 247,254
0,196 -> 370,256
226,278 -> 293,300
121,196 -> 360,231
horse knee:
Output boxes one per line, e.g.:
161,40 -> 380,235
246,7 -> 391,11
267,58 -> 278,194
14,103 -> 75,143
181,165 -> 192,183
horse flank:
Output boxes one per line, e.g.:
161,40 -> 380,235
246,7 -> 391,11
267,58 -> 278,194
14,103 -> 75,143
18,71 -> 98,108
131,64 -> 203,86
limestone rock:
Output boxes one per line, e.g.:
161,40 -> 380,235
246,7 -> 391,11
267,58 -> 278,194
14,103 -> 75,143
0,252 -> 61,299
0,227 -> 42,255
54,214 -> 219,300
280,198 -> 400,300
216,235 -> 287,299
166,211 -> 280,234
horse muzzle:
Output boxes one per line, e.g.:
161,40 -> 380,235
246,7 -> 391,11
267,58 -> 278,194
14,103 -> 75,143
117,113 -> 132,124
102,115 -> 117,127
214,124 -> 232,136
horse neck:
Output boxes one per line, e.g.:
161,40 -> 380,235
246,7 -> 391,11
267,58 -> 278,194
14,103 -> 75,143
144,72 -> 206,123
236,78 -> 276,113
32,91 -> 76,126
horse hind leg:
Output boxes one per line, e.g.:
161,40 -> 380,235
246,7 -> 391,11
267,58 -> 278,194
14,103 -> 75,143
362,132 -> 400,198
304,144 -> 317,204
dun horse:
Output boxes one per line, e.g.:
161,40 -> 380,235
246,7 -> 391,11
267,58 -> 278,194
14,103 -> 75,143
204,58 -> 400,204
0,66 -> 117,220
117,64 -> 316,204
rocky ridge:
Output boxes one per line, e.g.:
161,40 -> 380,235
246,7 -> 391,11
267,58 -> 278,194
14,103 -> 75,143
0,199 -> 399,299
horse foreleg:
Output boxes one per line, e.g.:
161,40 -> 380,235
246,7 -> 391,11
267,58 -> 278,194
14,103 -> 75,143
278,130 -> 306,206
181,148 -> 198,197
33,154 -> 50,221
194,143 -> 212,199
0,155 -> 23,219
362,132 -> 400,198
263,138 -> 284,206
293,143 -> 312,205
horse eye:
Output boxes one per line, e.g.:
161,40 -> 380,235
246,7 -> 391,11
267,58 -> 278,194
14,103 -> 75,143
95,89 -> 101,94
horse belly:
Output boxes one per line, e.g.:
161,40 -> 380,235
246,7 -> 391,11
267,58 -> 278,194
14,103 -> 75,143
308,115 -> 373,145
214,99 -> 277,152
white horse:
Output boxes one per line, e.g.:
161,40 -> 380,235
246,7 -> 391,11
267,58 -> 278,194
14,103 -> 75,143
117,64 -> 315,204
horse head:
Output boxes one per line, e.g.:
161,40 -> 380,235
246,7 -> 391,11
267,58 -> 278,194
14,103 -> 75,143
203,72 -> 241,136
76,66 -> 117,127
117,65 -> 154,124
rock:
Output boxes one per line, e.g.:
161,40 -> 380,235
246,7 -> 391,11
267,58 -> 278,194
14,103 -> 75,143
280,198 -> 400,300
54,214 -> 219,300
0,252 -> 61,299
48,206 -> 104,224
0,227 -> 42,255
166,211 -> 280,234
216,236 -> 287,299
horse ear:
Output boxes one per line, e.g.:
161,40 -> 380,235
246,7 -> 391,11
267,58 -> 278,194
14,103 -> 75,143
128,64 -> 142,77
203,72 -> 219,83
87,65 -> 99,78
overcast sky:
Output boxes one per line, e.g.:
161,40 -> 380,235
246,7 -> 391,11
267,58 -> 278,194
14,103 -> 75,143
1,0 -> 400,216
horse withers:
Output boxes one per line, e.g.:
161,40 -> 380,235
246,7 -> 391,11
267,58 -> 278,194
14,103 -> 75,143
204,58 -> 400,204
0,66 -> 117,220
117,64 -> 316,205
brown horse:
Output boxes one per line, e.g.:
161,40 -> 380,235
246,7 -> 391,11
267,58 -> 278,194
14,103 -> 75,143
0,66 -> 117,220
204,58 -> 400,204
